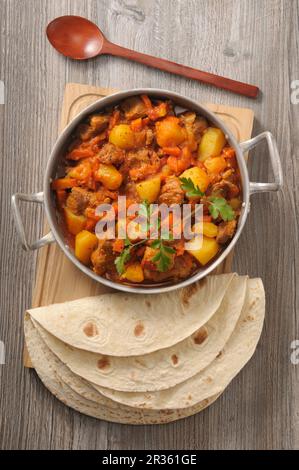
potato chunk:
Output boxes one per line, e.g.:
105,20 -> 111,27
64,207 -> 86,235
198,127 -> 226,161
204,156 -> 227,174
75,230 -> 98,265
136,176 -> 161,203
187,235 -> 220,265
109,124 -> 136,150
155,116 -> 187,147
193,222 -> 218,238
95,164 -> 123,190
121,263 -> 144,283
203,222 -> 218,238
180,167 -> 210,193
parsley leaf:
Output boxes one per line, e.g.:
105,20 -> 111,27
115,237 -> 146,275
180,177 -> 204,198
208,197 -> 235,221
150,239 -> 176,272
150,239 -> 160,249
115,246 -> 131,275
124,236 -> 131,247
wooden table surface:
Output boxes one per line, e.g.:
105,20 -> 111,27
0,0 -> 298,450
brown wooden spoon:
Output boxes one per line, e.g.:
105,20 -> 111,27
46,15 -> 259,99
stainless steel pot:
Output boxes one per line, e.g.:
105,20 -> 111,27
12,88 -> 283,294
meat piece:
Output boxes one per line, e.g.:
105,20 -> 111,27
150,150 -> 160,166
77,114 -> 109,141
171,253 -> 195,278
221,169 -> 234,180
141,246 -> 160,272
126,149 -> 161,181
159,176 -> 184,205
77,124 -> 95,142
179,111 -> 196,125
192,116 -> 208,140
123,182 -> 139,200
97,143 -> 125,166
119,148 -> 152,178
66,187 -> 116,215
216,220 -> 237,244
144,253 -> 194,282
179,112 -> 208,140
121,97 -> 147,120
91,241 -> 116,276
127,148 -> 151,165
210,179 -> 240,199
145,128 -> 154,146
89,114 -> 109,132
87,188 -> 117,206
66,187 -> 89,215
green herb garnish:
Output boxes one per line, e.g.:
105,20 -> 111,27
180,177 -> 234,221
114,237 -> 132,275
115,202 -> 179,275
151,237 -> 176,272
208,197 -> 235,221
115,237 -> 146,275
180,177 -> 204,198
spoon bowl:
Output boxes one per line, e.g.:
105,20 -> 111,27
46,16 -> 105,60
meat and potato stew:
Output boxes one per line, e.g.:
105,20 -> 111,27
52,95 -> 242,285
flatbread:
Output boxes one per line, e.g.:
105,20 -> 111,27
88,278 -> 265,409
27,273 -> 235,356
31,276 -> 247,392
24,316 -> 220,425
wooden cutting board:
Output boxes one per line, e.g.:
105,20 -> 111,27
24,83 -> 254,367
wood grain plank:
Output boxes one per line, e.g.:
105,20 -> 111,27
0,0 -> 298,450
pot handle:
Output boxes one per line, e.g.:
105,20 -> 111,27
240,131 -> 283,194
11,191 -> 55,251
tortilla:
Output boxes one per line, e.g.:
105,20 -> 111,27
31,276 -> 247,392
27,273 -> 235,356
24,315 -> 220,425
88,278 -> 265,409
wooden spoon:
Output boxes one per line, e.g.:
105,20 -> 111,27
46,15 -> 259,99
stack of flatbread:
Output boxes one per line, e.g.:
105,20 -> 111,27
24,273 -> 265,424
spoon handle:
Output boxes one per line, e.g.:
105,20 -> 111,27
103,42 -> 259,99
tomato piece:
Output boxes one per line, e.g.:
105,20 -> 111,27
108,109 -> 120,130
51,178 -> 77,190
162,146 -> 181,157
222,147 -> 235,159
148,102 -> 168,120
130,118 -> 143,132
67,147 -> 94,160
85,218 -> 97,231
56,190 -> 67,209
141,94 -> 152,109
112,239 -> 125,253
85,207 -> 101,221
167,146 -> 191,174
